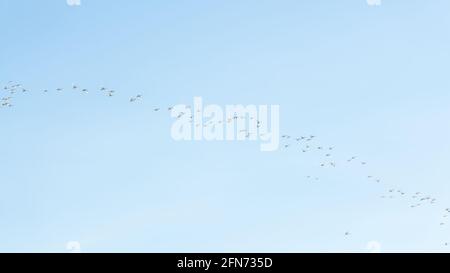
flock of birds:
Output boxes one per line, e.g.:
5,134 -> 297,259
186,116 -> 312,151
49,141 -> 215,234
279,134 -> 450,243
2,80 -> 449,250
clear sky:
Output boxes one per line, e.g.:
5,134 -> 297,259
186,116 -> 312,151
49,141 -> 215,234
1,0 -> 450,252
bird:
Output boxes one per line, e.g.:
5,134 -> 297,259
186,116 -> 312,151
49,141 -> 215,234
347,156 -> 357,162
5,80 -> 450,249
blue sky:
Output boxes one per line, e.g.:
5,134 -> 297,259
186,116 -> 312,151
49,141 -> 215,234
1,0 -> 450,252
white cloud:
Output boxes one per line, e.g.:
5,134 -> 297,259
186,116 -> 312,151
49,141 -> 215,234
367,0 -> 381,6
67,0 -> 81,6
